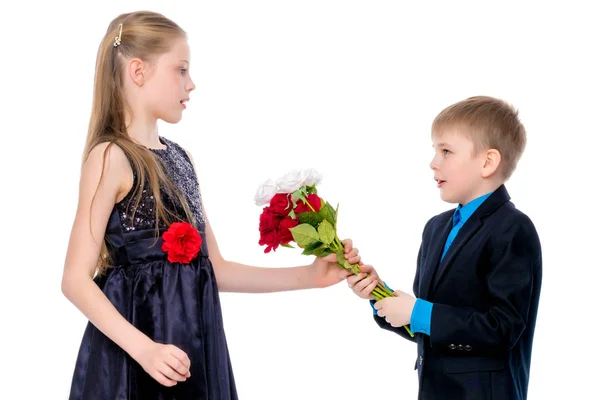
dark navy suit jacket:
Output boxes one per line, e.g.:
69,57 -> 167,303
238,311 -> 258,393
375,185 -> 542,400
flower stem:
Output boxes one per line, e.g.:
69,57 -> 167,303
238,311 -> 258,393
332,237 -> 392,296
329,236 -> 413,337
377,282 -> 395,297
371,286 -> 386,298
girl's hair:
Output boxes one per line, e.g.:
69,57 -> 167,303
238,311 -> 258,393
84,11 -> 195,275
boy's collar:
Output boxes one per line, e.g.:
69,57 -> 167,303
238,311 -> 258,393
470,184 -> 511,220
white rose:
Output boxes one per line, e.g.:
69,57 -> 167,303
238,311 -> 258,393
254,178 -> 278,206
303,168 -> 322,187
275,169 -> 310,193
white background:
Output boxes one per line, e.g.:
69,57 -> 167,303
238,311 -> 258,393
1,1 -> 599,399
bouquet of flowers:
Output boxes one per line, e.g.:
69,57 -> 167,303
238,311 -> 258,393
254,168 -> 394,302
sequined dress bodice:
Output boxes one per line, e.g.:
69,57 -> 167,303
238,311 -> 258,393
109,136 -> 209,260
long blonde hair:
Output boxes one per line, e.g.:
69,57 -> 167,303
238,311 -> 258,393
84,11 -> 195,275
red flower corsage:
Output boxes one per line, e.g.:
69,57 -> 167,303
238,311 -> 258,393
161,222 -> 202,264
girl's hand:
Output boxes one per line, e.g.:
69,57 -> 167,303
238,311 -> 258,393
310,238 -> 359,288
346,263 -> 381,300
134,341 -> 191,387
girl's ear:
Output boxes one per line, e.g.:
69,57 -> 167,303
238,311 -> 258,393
127,58 -> 145,87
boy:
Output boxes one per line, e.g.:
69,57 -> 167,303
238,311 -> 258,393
348,96 -> 542,400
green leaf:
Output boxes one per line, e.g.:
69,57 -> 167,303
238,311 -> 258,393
301,247 -> 314,255
318,201 -> 336,226
301,240 -> 323,255
288,208 -> 296,220
297,212 -> 324,228
305,240 -> 323,251
336,249 -> 360,274
280,243 -> 294,248
313,246 -> 333,257
336,250 -> 346,266
327,202 -> 337,219
292,190 -> 306,202
289,224 -> 320,247
306,183 -> 319,194
318,220 -> 335,245
334,203 -> 339,228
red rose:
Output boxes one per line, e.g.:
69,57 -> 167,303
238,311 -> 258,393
259,207 -> 282,232
269,193 -> 293,216
258,206 -> 285,253
294,194 -> 322,214
259,229 -> 280,253
279,216 -> 299,244
161,222 -> 202,264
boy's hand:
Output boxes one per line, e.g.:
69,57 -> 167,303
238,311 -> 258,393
374,290 -> 416,327
344,264 -> 380,300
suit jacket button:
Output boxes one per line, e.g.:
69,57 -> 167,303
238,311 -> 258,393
458,344 -> 464,350
449,344 -> 456,350
419,356 -> 423,365
464,345 -> 472,351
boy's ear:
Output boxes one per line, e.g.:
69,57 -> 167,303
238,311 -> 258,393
482,149 -> 501,178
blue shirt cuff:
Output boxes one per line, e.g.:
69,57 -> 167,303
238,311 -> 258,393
410,298 -> 433,335
370,299 -> 377,315
370,282 -> 393,315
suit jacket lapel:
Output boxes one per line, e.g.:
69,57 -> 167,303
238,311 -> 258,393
431,216 -> 482,293
422,184 -> 512,298
420,216 -> 452,300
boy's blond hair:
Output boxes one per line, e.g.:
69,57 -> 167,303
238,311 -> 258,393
432,96 -> 526,180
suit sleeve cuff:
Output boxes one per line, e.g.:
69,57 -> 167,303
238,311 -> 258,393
410,298 -> 433,335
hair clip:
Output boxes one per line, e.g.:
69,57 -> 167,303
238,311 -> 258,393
113,23 -> 123,47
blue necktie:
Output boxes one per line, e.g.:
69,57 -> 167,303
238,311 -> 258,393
453,208 -> 461,227
441,208 -> 462,260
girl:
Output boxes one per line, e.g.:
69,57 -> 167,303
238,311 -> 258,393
61,11 -> 360,400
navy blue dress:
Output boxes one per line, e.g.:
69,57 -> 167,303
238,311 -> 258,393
69,137 -> 238,399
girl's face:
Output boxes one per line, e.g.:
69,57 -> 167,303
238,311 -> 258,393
141,37 -> 196,124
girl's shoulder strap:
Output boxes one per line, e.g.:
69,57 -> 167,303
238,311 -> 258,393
159,136 -> 192,162
160,136 -> 181,152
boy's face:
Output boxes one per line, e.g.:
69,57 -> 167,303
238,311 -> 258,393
430,129 -> 487,205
